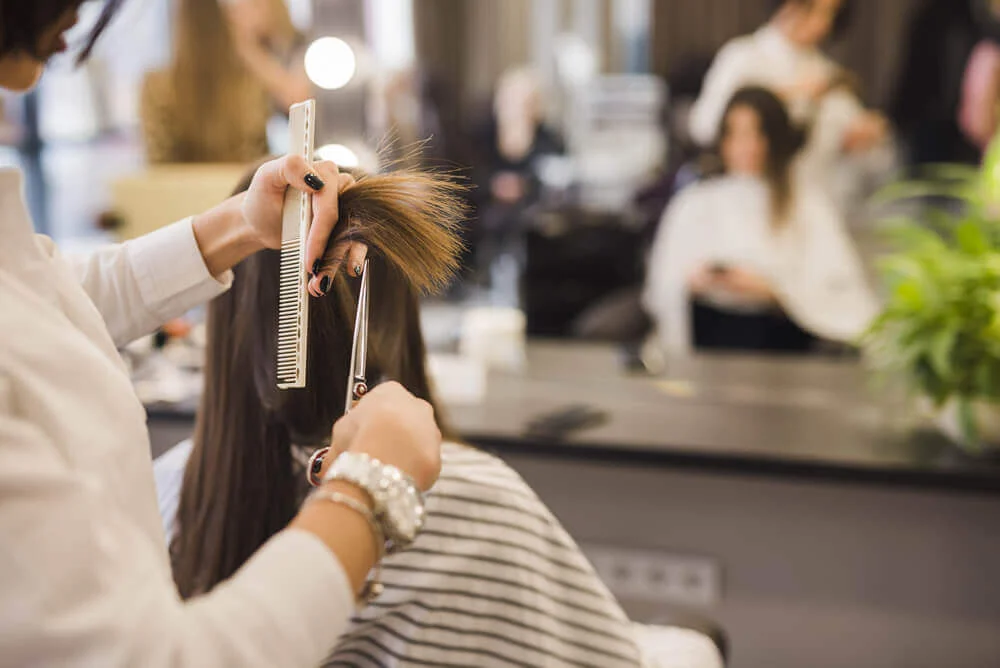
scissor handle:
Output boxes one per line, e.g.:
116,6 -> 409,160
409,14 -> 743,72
352,379 -> 369,402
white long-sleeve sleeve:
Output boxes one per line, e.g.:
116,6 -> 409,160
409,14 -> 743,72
774,190 -> 880,342
688,41 -> 754,147
796,88 -> 865,181
0,167 -> 357,668
0,409 -> 355,668
51,219 -> 233,348
643,189 -> 708,355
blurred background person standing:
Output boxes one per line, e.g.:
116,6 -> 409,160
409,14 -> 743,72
467,67 -> 563,288
140,0 -> 310,164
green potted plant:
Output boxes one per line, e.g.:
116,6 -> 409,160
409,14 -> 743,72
865,144 -> 1000,453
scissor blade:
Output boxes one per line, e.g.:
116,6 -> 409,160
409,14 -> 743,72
344,259 -> 371,414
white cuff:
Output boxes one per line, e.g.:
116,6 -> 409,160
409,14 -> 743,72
125,218 -> 233,322
232,529 -> 355,663
634,624 -> 724,668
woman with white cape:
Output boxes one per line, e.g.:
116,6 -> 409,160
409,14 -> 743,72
644,86 -> 879,355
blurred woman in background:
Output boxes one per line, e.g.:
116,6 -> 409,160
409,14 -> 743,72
644,87 -> 878,355
689,0 -> 892,214
141,0 -> 310,163
468,68 -> 563,284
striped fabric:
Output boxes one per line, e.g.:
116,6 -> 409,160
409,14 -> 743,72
156,442 -> 645,666
321,443 -> 644,668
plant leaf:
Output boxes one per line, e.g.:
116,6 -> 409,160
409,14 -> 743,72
914,163 -> 982,182
958,397 -> 980,449
929,325 -> 957,380
878,221 -> 947,251
956,220 -> 989,255
892,279 -> 925,310
872,180 -> 977,207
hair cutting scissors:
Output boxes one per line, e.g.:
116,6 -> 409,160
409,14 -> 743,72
308,258 -> 372,486
345,258 -> 371,414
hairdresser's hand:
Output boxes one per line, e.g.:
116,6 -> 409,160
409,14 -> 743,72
325,382 -> 442,492
239,155 -> 367,293
781,71 -> 831,105
688,265 -> 719,296
842,111 -> 888,154
689,264 -> 775,303
223,1 -> 267,54
491,172 -> 526,204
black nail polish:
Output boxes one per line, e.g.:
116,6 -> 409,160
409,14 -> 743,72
304,173 -> 325,191
312,260 -> 322,276
319,275 -> 332,294
353,264 -> 363,277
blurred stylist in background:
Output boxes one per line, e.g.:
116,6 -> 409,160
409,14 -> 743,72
141,0 -> 310,163
0,2 -> 444,666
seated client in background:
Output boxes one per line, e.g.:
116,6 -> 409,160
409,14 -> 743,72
154,166 -> 652,666
643,87 -> 878,355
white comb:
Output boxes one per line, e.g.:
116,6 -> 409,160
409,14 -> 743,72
277,99 -> 316,389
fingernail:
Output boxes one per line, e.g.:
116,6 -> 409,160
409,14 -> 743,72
304,173 -> 325,191
353,264 -> 363,277
312,260 -> 322,276
319,275 -> 332,294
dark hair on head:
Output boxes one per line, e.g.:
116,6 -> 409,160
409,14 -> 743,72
0,0 -> 126,62
718,86 -> 806,229
770,0 -> 855,41
170,163 -> 467,597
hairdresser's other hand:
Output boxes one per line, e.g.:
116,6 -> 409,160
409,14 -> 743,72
327,382 -> 442,492
781,70 -> 831,104
843,111 -> 888,154
689,264 -> 775,303
308,172 -> 369,298
241,157 -> 364,280
717,266 -> 776,303
223,1 -> 267,56
688,265 -> 716,296
491,171 -> 526,204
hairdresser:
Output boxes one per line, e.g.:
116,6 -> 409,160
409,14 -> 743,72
0,3 -> 443,666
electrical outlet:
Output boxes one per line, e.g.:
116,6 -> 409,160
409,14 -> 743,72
584,544 -> 722,608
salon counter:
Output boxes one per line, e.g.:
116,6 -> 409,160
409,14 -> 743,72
147,341 -> 999,494
145,342 -> 1000,667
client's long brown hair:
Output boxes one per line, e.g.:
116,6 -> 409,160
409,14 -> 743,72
171,165 -> 466,598
718,86 -> 806,230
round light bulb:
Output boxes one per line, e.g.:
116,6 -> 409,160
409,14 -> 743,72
304,37 -> 357,90
316,144 -> 360,168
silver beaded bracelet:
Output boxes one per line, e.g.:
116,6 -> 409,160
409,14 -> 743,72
306,488 -> 386,605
